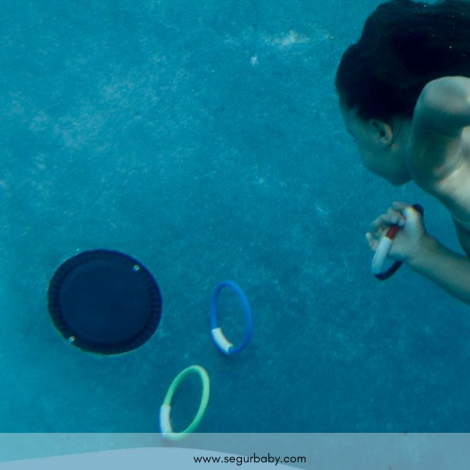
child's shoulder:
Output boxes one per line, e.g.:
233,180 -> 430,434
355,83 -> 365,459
407,77 -> 470,193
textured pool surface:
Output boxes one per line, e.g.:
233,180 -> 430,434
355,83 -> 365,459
2,0 -> 470,432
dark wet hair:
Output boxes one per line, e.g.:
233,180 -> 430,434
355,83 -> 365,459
335,0 -> 470,121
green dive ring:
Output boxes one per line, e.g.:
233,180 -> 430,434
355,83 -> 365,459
160,365 -> 210,440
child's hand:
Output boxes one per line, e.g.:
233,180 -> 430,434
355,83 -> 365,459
366,201 -> 428,263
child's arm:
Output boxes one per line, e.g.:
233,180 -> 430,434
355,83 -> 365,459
406,234 -> 470,306
368,202 -> 470,306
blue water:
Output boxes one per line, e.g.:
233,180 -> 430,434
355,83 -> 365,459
1,0 -> 470,432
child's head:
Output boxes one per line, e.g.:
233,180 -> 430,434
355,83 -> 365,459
336,0 -> 470,184
336,0 -> 470,120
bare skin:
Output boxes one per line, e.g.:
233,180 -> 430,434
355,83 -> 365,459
340,76 -> 470,305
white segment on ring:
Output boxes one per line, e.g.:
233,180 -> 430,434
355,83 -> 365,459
211,327 -> 233,354
372,236 -> 393,275
159,404 -> 173,435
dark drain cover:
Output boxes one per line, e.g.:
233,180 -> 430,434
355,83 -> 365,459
48,249 -> 162,355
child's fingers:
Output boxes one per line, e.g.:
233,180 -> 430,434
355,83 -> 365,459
365,232 -> 379,250
386,208 -> 406,226
392,201 -> 410,211
371,212 -> 404,231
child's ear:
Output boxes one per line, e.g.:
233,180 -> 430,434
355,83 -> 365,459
370,119 -> 392,146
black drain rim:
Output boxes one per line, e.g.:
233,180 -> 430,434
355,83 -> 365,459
48,249 -> 162,355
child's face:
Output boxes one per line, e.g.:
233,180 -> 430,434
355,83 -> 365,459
339,99 -> 411,186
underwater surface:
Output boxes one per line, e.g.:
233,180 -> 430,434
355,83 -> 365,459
2,0 -> 470,432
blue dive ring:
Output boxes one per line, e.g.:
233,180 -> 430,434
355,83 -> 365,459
210,281 -> 253,355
